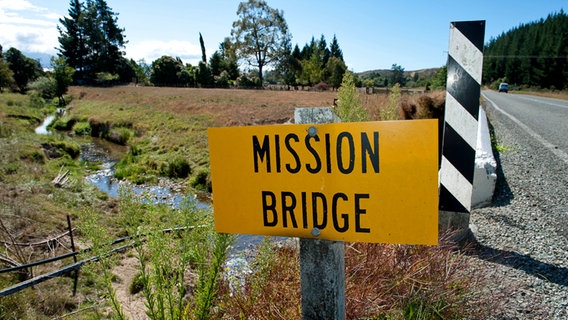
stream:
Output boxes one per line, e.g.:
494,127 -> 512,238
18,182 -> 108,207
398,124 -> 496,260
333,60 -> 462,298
36,114 -> 275,265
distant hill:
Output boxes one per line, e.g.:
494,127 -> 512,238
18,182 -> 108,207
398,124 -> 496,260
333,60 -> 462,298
23,52 -> 55,69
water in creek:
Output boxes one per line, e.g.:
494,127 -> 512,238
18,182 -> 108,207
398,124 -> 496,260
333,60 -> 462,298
35,115 -> 272,270
34,115 -> 56,135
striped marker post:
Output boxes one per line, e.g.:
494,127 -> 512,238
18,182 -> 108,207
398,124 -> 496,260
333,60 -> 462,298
439,20 -> 485,234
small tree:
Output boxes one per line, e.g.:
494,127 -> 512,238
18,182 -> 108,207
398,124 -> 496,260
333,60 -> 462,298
0,46 -> 15,92
51,56 -> 75,105
4,48 -> 43,93
334,71 -> 369,122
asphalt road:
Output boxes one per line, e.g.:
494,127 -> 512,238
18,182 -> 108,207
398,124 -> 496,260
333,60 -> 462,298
481,90 -> 568,164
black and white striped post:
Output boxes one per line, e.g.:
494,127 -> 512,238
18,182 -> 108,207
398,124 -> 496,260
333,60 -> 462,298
439,20 -> 485,235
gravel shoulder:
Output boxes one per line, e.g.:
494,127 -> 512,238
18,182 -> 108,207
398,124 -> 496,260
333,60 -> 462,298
467,101 -> 568,319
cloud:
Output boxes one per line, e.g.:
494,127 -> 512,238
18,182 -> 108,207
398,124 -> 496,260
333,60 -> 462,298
0,0 -> 60,53
126,40 -> 203,65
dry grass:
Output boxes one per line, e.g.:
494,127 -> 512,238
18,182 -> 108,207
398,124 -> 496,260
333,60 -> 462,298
69,86 -> 339,127
216,233 -> 497,320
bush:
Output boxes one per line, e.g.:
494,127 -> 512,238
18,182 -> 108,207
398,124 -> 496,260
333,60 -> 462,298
165,156 -> 191,179
28,92 -> 46,109
52,140 -> 81,159
190,169 -> 211,191
50,117 -> 76,131
72,121 -> 91,136
129,272 -> 145,295
28,76 -> 57,99
108,127 -> 134,145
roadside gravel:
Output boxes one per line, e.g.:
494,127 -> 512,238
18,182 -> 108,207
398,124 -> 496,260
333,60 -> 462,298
467,102 -> 568,319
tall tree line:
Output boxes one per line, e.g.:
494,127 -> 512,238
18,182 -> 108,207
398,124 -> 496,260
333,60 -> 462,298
274,34 -> 346,89
483,10 -> 568,89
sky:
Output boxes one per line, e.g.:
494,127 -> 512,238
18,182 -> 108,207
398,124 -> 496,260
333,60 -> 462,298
0,0 -> 566,72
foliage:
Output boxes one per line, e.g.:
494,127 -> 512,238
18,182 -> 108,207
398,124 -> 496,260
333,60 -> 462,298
72,121 -> 92,136
483,10 -> 568,89
334,71 -> 369,122
429,66 -> 447,90
0,45 -> 15,92
231,0 -> 291,86
165,156 -> 192,179
28,76 -> 57,99
150,56 -> 184,86
58,0 -> 131,83
4,47 -> 43,93
27,91 -> 47,109
381,83 -> 402,121
51,56 -> 75,105
390,63 -> 406,86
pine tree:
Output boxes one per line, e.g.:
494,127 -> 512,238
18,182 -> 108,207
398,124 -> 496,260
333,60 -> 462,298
200,32 -> 207,63
58,0 -> 128,82
330,34 -> 343,61
58,0 -> 88,79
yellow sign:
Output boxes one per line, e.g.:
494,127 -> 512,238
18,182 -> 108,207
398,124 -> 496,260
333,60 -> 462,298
208,120 -> 438,245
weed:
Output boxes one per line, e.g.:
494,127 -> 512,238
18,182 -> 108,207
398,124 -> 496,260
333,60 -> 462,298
491,133 -> 512,153
334,72 -> 369,122
380,83 -> 402,121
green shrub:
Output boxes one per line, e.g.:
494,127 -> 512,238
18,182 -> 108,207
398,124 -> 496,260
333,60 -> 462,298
165,156 -> 191,179
52,140 -> 81,159
28,92 -> 46,109
50,117 -> 76,131
28,76 -> 57,99
108,127 -> 134,145
129,272 -> 145,294
4,163 -> 18,175
334,71 -> 369,122
190,169 -> 210,191
72,121 -> 92,136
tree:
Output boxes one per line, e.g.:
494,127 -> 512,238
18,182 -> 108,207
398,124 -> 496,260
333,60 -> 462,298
4,47 -> 43,93
0,45 -> 15,92
209,51 -> 223,77
199,32 -> 207,63
275,37 -> 300,88
330,34 -> 343,61
196,61 -> 213,87
58,0 -> 128,82
430,66 -> 447,89
389,63 -> 406,86
325,56 -> 347,89
231,0 -> 290,86
58,0 -> 88,79
150,56 -> 183,86
51,56 -> 76,105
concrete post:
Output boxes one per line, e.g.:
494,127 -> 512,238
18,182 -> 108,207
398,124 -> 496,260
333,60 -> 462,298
294,107 -> 345,320
439,20 -> 485,239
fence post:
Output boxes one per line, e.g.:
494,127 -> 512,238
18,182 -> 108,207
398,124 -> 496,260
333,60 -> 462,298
294,107 -> 345,320
67,214 -> 79,296
439,20 -> 486,238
